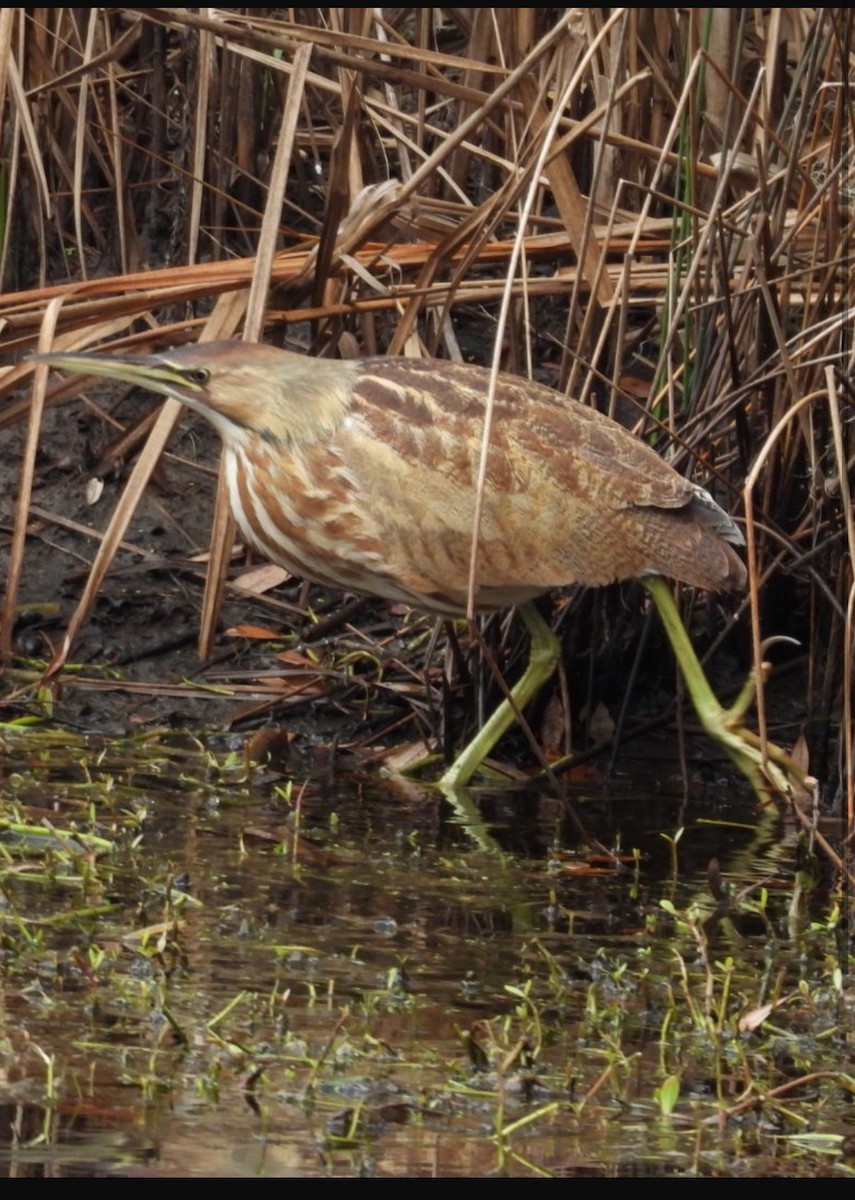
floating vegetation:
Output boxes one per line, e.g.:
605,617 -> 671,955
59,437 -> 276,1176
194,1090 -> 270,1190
0,726 -> 853,1177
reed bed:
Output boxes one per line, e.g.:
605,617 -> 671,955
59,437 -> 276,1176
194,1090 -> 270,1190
0,9 -> 851,804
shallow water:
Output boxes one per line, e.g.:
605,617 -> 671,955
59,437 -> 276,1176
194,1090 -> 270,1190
0,729 -> 852,1177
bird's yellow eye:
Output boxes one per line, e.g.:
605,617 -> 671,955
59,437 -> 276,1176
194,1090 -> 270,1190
187,367 -> 210,385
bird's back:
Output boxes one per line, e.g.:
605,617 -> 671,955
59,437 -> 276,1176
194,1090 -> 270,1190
227,352 -> 745,613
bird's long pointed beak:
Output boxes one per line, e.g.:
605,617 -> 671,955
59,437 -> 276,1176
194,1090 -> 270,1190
30,350 -> 201,402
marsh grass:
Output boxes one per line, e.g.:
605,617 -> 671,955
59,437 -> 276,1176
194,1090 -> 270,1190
0,8 -> 852,806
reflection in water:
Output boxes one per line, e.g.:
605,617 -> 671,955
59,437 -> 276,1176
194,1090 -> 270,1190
0,731 -> 847,1177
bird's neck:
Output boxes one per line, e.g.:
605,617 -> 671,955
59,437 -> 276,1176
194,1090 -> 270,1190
257,357 -> 358,448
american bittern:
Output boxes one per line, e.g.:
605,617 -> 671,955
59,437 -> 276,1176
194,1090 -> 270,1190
36,343 -> 802,796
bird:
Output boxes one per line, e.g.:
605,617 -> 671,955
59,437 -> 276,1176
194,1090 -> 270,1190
34,341 -> 802,797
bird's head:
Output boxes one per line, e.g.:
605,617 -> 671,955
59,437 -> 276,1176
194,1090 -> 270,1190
32,341 -> 357,447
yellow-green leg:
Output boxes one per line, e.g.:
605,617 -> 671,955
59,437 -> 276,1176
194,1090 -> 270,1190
641,575 -> 806,799
439,581 -> 805,800
439,602 -> 560,792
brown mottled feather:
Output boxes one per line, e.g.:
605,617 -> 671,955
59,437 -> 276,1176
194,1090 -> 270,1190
172,346 -> 745,614
340,359 -> 744,607
38,343 -> 747,613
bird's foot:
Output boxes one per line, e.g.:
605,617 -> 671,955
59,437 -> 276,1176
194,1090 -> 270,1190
700,666 -> 810,803
642,576 -> 811,804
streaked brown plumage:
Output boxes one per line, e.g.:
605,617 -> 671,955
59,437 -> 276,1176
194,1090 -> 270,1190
223,350 -> 746,608
38,341 -> 804,799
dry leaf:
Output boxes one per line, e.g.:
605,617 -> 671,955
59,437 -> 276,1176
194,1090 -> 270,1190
224,623 -> 281,640
380,740 -> 431,774
276,649 -> 321,668
233,563 -> 289,593
589,702 -> 616,743
540,692 -> 567,758
737,1003 -> 775,1033
246,725 -> 292,769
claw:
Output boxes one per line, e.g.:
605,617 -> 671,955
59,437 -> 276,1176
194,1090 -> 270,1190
642,576 -> 806,802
